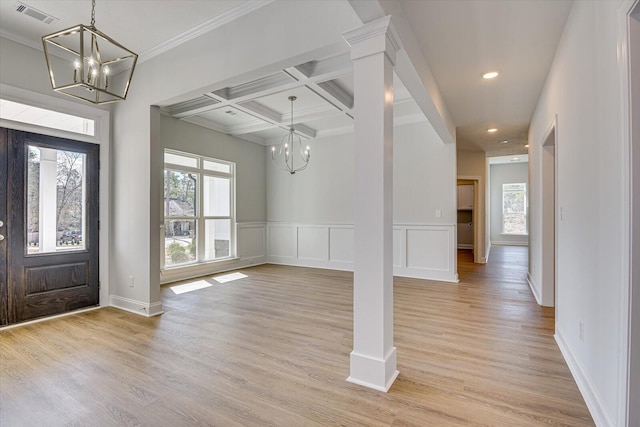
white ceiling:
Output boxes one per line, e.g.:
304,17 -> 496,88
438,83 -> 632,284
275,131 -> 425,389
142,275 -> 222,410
400,0 -> 573,156
0,0 -> 254,58
0,0 -> 574,154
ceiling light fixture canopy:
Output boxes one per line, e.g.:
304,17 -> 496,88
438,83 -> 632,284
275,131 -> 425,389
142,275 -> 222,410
41,0 -> 138,104
482,71 -> 500,79
271,96 -> 310,175
487,128 -> 498,133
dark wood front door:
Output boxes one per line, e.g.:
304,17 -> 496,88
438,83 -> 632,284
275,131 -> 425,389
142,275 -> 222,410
0,128 -> 99,326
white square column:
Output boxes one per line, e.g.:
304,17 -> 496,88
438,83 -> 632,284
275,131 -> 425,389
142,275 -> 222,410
342,16 -> 402,392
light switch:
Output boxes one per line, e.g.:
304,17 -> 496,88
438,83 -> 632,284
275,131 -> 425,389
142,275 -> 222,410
435,210 -> 442,218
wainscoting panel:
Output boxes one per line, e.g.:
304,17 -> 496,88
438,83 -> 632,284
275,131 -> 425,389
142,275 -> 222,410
406,228 -> 449,270
268,225 -> 297,259
298,226 -> 329,261
393,228 -> 404,268
267,223 -> 458,282
238,223 -> 266,259
329,227 -> 354,263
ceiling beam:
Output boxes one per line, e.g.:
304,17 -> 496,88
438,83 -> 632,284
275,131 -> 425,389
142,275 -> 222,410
347,0 -> 456,144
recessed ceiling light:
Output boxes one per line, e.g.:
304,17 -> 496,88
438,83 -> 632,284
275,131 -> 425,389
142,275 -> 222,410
500,140 -> 509,144
482,71 -> 500,79
487,128 -> 498,133
525,144 -> 529,148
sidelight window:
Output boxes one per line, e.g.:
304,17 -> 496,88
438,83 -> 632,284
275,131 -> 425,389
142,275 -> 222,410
26,145 -> 87,253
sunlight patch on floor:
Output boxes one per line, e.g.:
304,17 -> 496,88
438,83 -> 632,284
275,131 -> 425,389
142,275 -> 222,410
213,272 -> 248,283
170,280 -> 212,295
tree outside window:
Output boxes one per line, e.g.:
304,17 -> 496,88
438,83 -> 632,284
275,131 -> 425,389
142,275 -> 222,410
503,183 -> 527,235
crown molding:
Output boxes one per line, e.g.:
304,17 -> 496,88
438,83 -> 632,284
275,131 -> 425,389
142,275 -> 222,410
1,1 -> 274,63
138,0 -> 273,64
0,29 -> 43,52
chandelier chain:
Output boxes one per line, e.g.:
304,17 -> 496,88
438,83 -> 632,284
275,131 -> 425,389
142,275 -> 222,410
91,0 -> 96,26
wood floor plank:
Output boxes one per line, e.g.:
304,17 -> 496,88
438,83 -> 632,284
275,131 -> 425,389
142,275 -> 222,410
0,246 -> 593,426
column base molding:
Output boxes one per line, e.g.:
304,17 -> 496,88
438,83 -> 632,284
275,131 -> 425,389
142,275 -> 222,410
347,347 -> 399,392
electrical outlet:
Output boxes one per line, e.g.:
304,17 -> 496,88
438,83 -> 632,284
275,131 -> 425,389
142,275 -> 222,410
435,209 -> 442,218
129,275 -> 135,288
579,322 -> 584,341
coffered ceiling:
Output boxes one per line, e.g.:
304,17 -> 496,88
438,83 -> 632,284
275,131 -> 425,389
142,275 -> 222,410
159,53 -> 422,146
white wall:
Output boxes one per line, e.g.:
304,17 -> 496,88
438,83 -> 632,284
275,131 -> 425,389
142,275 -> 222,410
489,162 -> 528,246
267,120 -> 458,282
457,150 -> 489,262
159,116 -> 267,284
629,7 -> 640,426
529,1 -> 633,425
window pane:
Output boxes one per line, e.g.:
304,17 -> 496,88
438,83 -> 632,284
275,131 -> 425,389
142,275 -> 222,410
164,152 -> 198,168
205,219 -> 230,260
203,176 -> 230,217
203,159 -> 230,174
164,170 -> 197,217
164,220 -> 196,266
502,183 -> 526,235
27,146 -> 86,254
503,213 -> 526,234
503,190 -> 525,213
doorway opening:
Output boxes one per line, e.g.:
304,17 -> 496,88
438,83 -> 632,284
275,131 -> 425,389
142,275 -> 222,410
540,120 -> 556,309
457,178 -> 479,263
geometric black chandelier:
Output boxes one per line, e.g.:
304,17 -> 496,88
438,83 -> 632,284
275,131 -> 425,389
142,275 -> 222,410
42,0 -> 137,104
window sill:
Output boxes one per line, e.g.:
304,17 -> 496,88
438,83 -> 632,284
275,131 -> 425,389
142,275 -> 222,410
162,257 -> 240,272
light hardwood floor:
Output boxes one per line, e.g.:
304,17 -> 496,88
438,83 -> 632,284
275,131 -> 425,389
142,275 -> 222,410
0,246 -> 593,426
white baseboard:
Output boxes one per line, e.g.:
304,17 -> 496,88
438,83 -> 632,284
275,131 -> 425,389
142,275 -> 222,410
555,328 -> 614,427
268,256 -> 353,272
394,266 -> 459,283
457,244 -> 473,249
110,295 -> 164,317
490,240 -> 529,246
526,272 -> 542,305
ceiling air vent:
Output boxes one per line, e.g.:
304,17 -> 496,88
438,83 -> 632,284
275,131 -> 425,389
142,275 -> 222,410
15,2 -> 58,24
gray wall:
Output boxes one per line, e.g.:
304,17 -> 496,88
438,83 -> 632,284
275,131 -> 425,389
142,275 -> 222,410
161,116 -> 266,223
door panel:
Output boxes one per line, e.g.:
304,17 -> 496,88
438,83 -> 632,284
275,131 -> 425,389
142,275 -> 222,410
1,129 -> 99,325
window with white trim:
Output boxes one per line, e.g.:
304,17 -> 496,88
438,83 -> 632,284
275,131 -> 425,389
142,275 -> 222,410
502,183 -> 527,235
163,149 -> 235,268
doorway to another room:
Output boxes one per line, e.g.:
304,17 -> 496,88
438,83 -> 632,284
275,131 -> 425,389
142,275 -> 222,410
456,179 -> 477,262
